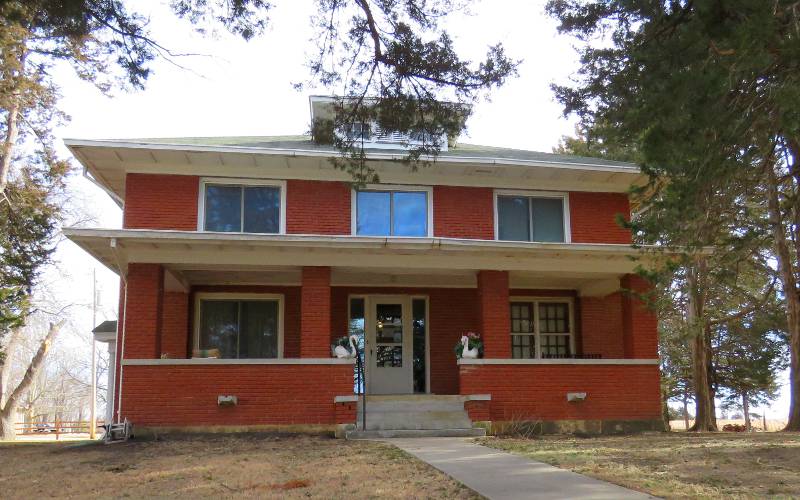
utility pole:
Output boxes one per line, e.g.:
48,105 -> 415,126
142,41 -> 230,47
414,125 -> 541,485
90,269 -> 97,440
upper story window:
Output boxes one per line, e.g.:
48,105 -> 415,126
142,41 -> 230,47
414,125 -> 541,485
354,188 -> 431,237
200,179 -> 285,234
495,191 -> 568,243
510,299 -> 574,359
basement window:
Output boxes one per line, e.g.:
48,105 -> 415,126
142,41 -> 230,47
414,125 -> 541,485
495,192 -> 568,243
200,179 -> 285,234
510,299 -> 574,359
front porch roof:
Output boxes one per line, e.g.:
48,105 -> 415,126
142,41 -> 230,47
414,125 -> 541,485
64,228 -> 661,296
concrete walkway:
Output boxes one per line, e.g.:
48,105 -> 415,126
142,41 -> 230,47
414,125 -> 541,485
387,438 -> 656,500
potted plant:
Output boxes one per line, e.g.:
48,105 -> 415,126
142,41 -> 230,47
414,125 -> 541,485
454,332 -> 482,359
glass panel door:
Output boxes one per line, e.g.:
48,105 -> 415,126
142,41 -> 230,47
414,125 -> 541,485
366,297 -> 413,394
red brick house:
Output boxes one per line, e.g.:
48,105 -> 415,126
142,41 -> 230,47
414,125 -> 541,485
65,97 -> 663,437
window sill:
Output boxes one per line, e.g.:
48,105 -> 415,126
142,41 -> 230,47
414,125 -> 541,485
123,358 -> 356,366
457,358 -> 658,365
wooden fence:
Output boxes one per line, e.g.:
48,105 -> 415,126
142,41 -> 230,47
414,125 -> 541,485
15,421 -> 106,440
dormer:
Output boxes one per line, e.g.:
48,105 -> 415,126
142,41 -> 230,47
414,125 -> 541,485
308,95 -> 459,151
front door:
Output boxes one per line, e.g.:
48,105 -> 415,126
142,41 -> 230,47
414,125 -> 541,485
366,297 -> 413,394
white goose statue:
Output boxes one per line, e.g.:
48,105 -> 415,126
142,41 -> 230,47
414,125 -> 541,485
334,335 -> 358,359
460,335 -> 479,359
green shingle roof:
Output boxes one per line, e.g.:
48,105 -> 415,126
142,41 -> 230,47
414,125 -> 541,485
123,135 -> 639,170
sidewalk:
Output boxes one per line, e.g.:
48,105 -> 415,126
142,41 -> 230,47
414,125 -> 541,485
387,437 -> 656,500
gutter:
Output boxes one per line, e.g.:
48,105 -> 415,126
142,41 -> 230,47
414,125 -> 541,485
62,138 -> 642,174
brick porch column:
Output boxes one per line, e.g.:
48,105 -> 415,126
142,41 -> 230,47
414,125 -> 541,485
621,274 -> 658,358
123,263 -> 164,359
300,266 -> 332,358
477,270 -> 511,358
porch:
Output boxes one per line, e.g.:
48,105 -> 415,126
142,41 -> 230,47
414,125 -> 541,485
65,228 -> 663,432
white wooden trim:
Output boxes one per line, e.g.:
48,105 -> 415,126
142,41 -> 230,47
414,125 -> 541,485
351,184 -> 434,237
123,358 -> 355,365
198,177 -> 287,234
509,296 -> 576,358
193,292 -> 285,358
493,189 -> 571,243
457,358 -> 659,365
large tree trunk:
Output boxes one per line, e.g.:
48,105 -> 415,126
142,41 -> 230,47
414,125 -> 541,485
764,161 -> 800,431
687,260 -> 717,431
0,321 -> 63,441
742,392 -> 751,432
682,396 -> 690,431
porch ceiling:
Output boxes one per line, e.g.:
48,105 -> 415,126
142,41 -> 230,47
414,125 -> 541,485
65,228 -> 653,296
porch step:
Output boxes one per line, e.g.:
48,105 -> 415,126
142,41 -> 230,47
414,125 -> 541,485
355,395 -> 481,433
346,428 -> 486,439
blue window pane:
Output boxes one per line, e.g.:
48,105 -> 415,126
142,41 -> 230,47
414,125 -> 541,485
357,191 -> 391,235
204,185 -> 241,232
531,198 -> 565,242
392,192 -> 427,236
243,186 -> 280,233
497,196 -> 530,241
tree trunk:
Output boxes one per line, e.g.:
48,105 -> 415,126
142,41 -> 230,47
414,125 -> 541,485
764,161 -> 800,431
683,396 -> 690,431
0,47 -> 25,197
763,412 -> 768,432
686,260 -> 717,431
742,392 -> 751,432
0,321 -> 63,441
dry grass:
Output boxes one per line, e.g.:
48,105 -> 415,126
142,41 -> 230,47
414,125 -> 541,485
0,432 -> 479,499
480,432 -> 800,499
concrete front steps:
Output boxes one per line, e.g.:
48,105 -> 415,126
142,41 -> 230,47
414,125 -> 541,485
346,395 -> 486,439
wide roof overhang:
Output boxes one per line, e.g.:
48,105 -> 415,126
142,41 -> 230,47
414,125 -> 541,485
64,139 -> 646,206
64,228 -> 663,297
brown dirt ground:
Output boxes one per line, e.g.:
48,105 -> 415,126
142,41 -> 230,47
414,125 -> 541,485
0,432 -> 479,499
480,432 -> 800,499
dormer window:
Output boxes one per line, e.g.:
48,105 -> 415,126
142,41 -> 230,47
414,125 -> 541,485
338,121 -> 448,151
200,179 -> 286,234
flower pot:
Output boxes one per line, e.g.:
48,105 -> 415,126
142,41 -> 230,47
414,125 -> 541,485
462,349 -> 479,359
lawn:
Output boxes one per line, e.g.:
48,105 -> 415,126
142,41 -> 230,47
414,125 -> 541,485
481,432 -> 800,499
0,432 -> 479,499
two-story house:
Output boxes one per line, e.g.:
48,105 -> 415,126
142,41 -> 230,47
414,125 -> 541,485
65,96 -> 663,437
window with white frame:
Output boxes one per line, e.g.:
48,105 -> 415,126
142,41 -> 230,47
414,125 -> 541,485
354,188 -> 430,237
496,193 -> 567,242
201,180 -> 284,233
196,294 -> 282,359
510,299 -> 573,358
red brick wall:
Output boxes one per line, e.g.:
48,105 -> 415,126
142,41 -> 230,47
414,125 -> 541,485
300,267 -> 332,357
459,363 -> 661,421
123,264 -> 164,359
161,291 -> 189,358
433,186 -> 494,239
478,271 -> 511,358
287,180 -> 351,234
579,293 -> 625,358
191,285 -> 302,358
120,363 -> 354,426
123,174 -> 199,230
621,274 -> 658,358
569,192 -> 631,244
